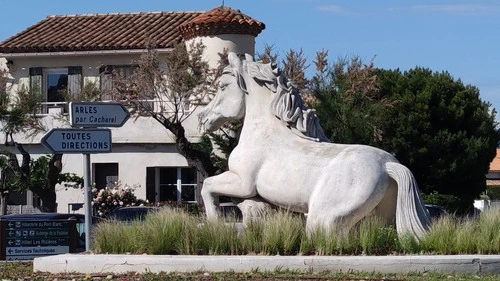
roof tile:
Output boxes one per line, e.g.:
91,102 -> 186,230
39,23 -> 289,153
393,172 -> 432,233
0,6 -> 264,54
179,6 -> 265,40
490,149 -> 500,172
0,12 -> 201,53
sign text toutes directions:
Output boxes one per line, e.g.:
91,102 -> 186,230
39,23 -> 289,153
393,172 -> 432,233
41,128 -> 112,154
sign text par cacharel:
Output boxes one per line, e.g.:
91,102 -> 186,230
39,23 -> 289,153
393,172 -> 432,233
70,102 -> 130,127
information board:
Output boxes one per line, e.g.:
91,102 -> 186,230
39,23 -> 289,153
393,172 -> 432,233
0,219 -> 77,260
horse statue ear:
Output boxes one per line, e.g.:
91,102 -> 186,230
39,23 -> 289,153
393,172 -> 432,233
244,53 -> 254,62
228,52 -> 248,93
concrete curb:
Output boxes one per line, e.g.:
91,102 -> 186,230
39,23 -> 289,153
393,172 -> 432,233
33,254 -> 500,274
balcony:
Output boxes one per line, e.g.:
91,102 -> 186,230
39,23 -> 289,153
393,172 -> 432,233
37,100 -> 192,116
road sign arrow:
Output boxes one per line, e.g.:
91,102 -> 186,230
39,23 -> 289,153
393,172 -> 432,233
41,128 -> 112,154
8,248 -> 13,254
8,240 -> 13,246
8,231 -> 14,236
8,221 -> 13,227
70,102 -> 130,127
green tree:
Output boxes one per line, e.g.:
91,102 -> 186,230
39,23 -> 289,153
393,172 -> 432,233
312,53 -> 499,213
376,68 -> 499,212
29,155 -> 83,212
311,50 -> 386,145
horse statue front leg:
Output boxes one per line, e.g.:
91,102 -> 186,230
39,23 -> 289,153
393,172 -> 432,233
201,171 -> 257,220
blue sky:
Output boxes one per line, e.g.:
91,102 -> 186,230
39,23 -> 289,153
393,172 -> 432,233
0,0 -> 499,114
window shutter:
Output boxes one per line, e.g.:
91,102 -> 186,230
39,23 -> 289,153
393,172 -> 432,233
29,67 -> 43,99
99,65 -> 113,100
68,66 -> 82,99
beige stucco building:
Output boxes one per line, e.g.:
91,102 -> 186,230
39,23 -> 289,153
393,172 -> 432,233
0,6 -> 265,213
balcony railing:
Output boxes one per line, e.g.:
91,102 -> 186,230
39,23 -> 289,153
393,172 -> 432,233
37,100 -> 192,116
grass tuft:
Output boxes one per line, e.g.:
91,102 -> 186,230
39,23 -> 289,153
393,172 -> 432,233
92,207 -> 500,256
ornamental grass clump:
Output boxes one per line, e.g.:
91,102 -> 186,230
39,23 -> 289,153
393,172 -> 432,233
421,215 -> 458,254
474,209 -> 500,254
93,220 -> 143,254
239,219 -> 265,254
92,206 -> 500,256
195,219 -> 241,255
453,218 -> 477,254
358,216 -> 399,255
299,227 -> 339,255
139,207 -> 197,254
260,210 -> 305,255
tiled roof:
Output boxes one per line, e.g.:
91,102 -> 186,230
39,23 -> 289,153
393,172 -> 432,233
0,12 -> 200,53
0,6 -> 264,54
179,6 -> 265,40
490,149 -> 500,172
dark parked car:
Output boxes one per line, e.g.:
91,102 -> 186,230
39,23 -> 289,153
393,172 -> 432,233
104,206 -> 160,221
425,204 -> 448,220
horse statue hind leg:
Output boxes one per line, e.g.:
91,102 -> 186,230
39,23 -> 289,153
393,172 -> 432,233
304,156 -> 430,240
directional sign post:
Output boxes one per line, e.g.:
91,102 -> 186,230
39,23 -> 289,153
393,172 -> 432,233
70,102 -> 130,127
40,102 -> 130,252
41,128 -> 112,154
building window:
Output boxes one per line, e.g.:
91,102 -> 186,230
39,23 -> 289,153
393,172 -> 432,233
30,66 -> 82,114
93,163 -> 119,189
146,167 -> 198,204
100,65 -> 138,100
45,68 -> 67,104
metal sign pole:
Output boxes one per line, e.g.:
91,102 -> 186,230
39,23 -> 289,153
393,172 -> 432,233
83,153 -> 92,252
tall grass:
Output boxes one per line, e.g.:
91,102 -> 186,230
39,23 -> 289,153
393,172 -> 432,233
358,216 -> 399,255
92,207 -> 500,256
475,209 -> 500,254
259,210 -> 304,255
195,219 -> 241,255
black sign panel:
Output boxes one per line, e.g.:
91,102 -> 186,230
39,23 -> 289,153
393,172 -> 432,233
0,218 -> 77,260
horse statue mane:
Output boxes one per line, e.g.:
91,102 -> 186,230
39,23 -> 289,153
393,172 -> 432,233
229,54 -> 329,142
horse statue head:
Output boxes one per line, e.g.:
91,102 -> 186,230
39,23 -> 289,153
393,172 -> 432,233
199,52 -> 329,142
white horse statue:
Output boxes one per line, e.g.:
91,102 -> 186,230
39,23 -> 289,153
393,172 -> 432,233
198,52 -> 431,240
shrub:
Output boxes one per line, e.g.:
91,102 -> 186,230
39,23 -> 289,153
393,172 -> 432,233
92,181 -> 146,217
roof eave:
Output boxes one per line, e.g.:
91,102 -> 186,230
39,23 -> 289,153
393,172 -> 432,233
0,48 -> 174,58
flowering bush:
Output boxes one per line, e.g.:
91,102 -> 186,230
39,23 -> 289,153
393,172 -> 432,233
92,182 -> 147,217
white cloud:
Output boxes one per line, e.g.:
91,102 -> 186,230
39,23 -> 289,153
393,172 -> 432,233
411,4 -> 494,16
316,5 -> 348,14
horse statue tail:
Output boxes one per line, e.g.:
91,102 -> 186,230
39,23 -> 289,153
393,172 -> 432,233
385,162 -> 431,240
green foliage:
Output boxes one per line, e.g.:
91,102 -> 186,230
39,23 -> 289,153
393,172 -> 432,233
93,208 -> 500,256
29,155 -> 50,191
259,210 -> 305,255
312,54 -> 499,213
484,186 -> 500,200
208,121 -> 241,172
358,216 -> 399,255
421,191 -> 460,213
28,155 -> 82,192
312,53 -> 388,145
376,68 -> 499,213
0,154 -> 25,192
